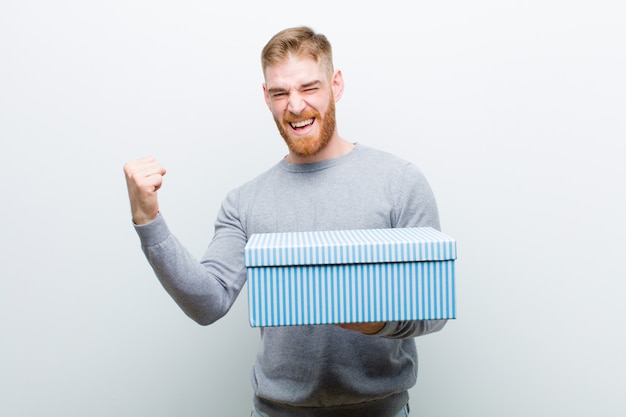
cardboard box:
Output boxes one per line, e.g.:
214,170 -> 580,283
244,227 -> 456,327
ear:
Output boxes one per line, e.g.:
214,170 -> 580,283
262,83 -> 271,109
331,69 -> 344,102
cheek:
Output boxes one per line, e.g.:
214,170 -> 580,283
311,96 -> 331,113
269,102 -> 286,119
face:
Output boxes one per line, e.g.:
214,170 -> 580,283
263,56 -> 342,160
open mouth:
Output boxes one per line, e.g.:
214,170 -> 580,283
289,118 -> 315,130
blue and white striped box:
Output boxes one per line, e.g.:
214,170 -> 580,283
244,227 -> 457,327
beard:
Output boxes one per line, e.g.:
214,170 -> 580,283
274,97 -> 337,159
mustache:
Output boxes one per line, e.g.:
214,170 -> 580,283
283,110 -> 319,122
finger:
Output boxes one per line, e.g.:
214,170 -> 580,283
135,157 -> 167,175
124,157 -> 166,179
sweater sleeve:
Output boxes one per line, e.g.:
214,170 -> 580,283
375,162 -> 448,339
134,189 -> 248,325
393,162 -> 441,231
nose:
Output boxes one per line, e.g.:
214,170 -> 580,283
287,91 -> 306,115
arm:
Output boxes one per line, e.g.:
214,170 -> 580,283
124,158 -> 247,325
340,162 -> 447,338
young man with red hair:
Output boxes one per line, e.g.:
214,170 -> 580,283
124,26 -> 446,417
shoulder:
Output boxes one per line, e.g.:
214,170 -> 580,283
355,144 -> 415,169
220,160 -> 284,209
355,144 -> 426,179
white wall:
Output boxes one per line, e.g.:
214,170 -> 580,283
1,1 -> 624,416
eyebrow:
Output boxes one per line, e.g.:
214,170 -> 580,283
300,80 -> 322,89
267,80 -> 323,95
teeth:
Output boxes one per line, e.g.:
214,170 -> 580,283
290,118 -> 314,128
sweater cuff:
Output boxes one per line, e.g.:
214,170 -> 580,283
133,212 -> 171,247
374,321 -> 403,337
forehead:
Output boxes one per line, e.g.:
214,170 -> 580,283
264,55 -> 327,88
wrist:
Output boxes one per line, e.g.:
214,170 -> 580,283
132,211 -> 158,225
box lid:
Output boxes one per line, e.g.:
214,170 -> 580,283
245,227 -> 456,267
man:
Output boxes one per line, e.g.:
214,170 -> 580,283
124,26 -> 446,417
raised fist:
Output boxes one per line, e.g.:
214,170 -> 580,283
123,157 -> 167,225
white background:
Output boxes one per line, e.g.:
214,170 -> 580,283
1,1 -> 624,416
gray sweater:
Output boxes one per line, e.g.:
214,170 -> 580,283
134,144 -> 446,417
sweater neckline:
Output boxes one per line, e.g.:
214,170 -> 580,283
279,143 -> 361,173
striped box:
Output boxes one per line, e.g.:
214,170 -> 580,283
244,227 -> 456,327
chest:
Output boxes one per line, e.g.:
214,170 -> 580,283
242,172 -> 397,234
